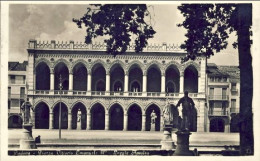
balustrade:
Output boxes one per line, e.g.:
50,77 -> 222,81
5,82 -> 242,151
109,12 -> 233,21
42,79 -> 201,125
29,40 -> 183,52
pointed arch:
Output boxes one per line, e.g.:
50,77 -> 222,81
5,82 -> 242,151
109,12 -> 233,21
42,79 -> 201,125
35,58 -> 52,70
71,59 -> 89,72
34,99 -> 51,112
164,60 -> 182,73
145,102 -> 163,114
108,101 -> 125,113
145,103 -> 161,131
109,60 -> 126,74
183,62 -> 200,75
90,59 -> 108,74
71,102 -> 87,130
53,58 -> 71,71
52,100 -> 69,112
53,102 -> 68,129
127,60 -> 145,74
35,61 -> 50,90
34,102 -> 50,129
109,103 -> 124,130
126,102 -> 143,115
70,100 -> 88,113
90,102 -> 105,130
184,64 -> 199,93
145,60 -> 163,75
89,101 -> 106,112
164,61 -> 181,74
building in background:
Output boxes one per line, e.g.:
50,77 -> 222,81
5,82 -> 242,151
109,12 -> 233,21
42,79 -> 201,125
206,63 -> 240,133
25,40 -> 207,132
8,61 -> 28,128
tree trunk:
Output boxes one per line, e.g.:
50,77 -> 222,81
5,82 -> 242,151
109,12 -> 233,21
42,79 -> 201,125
237,4 -> 254,155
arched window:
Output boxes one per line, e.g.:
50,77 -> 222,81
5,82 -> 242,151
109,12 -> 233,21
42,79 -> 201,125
36,62 -> 50,90
184,65 -> 198,93
131,81 -> 141,92
147,65 -> 161,92
92,64 -> 106,91
54,62 -> 69,90
165,65 -> 180,93
110,64 -> 124,91
128,64 -> 143,92
73,63 -> 87,91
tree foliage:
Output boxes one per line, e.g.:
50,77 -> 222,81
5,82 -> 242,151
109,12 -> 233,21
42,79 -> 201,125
178,4 -> 253,155
177,4 -> 237,62
73,4 -> 156,56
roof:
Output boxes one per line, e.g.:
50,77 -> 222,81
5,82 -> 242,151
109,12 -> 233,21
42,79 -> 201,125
218,66 -> 240,82
207,63 -> 229,77
8,61 -> 28,71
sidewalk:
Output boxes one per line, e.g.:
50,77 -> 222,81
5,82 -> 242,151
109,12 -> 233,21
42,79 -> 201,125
8,129 -> 239,146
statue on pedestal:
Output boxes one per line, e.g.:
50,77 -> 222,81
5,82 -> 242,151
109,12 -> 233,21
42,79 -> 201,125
150,110 -> 157,124
20,98 -> 37,149
162,99 -> 173,125
77,109 -> 82,122
176,91 -> 195,131
77,109 -> 82,130
21,98 -> 33,125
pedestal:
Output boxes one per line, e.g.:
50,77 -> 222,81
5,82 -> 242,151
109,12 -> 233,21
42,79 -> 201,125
150,123 -> 156,131
173,130 -> 194,156
77,121 -> 81,130
160,125 -> 175,150
19,124 -> 37,149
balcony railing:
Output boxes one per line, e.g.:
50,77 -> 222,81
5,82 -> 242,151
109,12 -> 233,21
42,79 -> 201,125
91,91 -> 105,96
73,91 -> 87,95
208,109 -> 229,116
166,93 -> 179,97
110,91 -> 124,96
28,90 -> 205,99
128,92 -> 143,96
208,95 -> 229,100
8,94 -> 26,99
54,90 -> 68,95
35,90 -> 50,95
147,92 -> 161,97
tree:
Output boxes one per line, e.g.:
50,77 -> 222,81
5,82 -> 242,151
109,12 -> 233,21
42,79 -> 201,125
178,4 -> 253,155
73,4 -> 156,56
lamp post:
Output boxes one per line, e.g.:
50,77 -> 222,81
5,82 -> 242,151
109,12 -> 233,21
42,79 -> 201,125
59,74 -> 63,139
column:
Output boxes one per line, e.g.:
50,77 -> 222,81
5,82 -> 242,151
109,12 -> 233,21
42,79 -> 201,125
106,74 -> 110,93
33,71 -> 36,90
180,74 -> 184,93
87,113 -> 91,130
160,114 -> 164,131
198,76 -> 201,93
123,113 -> 128,131
31,111 -> 35,128
50,72 -> 54,91
124,74 -> 129,93
69,73 -> 73,92
161,74 -> 165,95
142,74 -> 147,92
68,112 -> 72,130
105,111 -> 109,130
49,113 -> 53,129
87,73 -> 92,92
141,114 -> 146,131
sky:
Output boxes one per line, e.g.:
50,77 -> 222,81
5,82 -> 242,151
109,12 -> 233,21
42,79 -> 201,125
8,4 -> 239,66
